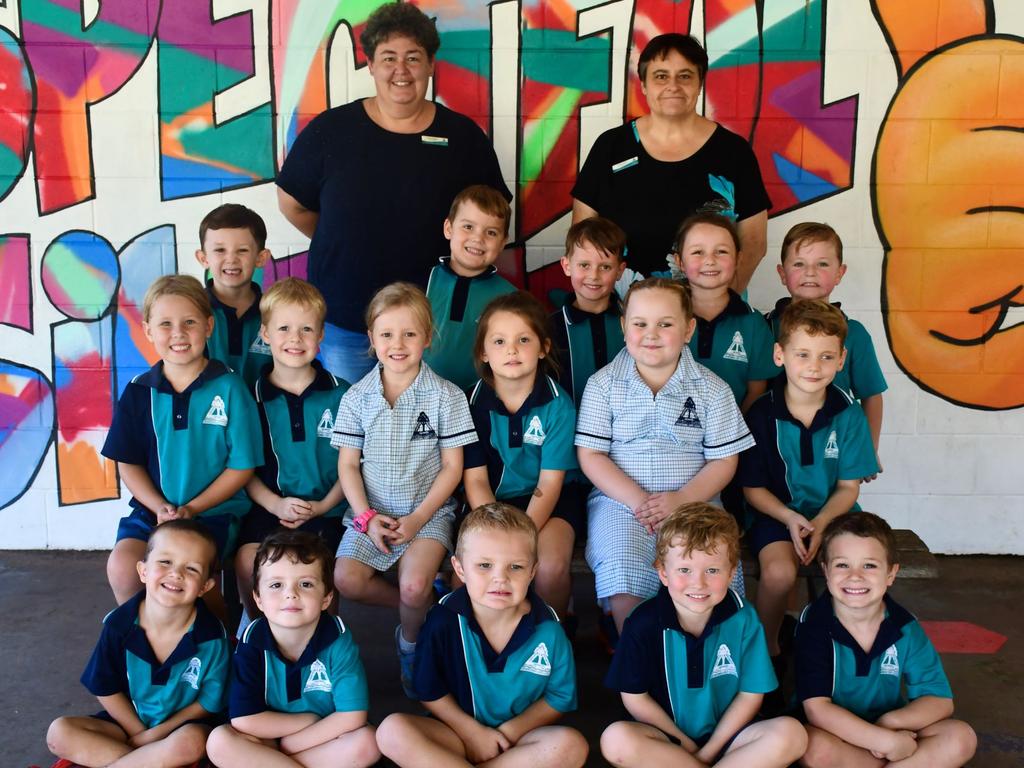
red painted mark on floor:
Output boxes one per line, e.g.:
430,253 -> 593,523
919,621 -> 1007,654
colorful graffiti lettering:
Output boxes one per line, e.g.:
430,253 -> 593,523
0,235 -> 32,331
871,0 -> 1024,409
0,360 -> 54,509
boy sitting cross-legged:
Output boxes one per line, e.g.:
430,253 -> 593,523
797,512 -> 976,768
376,503 -> 588,768
47,519 -> 230,768
601,502 -> 806,768
206,529 -> 379,768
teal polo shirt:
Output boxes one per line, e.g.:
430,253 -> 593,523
464,375 -> 579,498
739,380 -> 879,519
606,587 -> 776,741
424,259 -> 517,390
414,587 -> 577,726
549,295 -> 625,407
766,298 -> 888,401
253,361 -> 348,517
688,290 -> 779,405
796,592 -> 952,722
81,591 -> 230,728
230,613 -> 369,718
102,360 -> 263,520
206,280 -> 272,388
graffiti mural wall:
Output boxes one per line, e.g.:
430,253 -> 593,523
0,0 -> 1021,552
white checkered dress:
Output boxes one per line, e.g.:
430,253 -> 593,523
332,363 -> 476,570
576,348 -> 754,599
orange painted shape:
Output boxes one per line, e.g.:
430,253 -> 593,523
873,0 -> 989,76
57,442 -> 118,504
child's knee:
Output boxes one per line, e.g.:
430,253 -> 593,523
762,717 -> 808,760
334,560 -> 367,598
399,572 -> 434,608
940,720 -> 977,764
535,554 -> 571,586
760,553 -> 798,590
800,726 -> 841,768
547,726 -> 588,768
168,724 -> 209,760
206,724 -> 238,762
600,721 -> 639,766
348,724 -> 382,767
376,713 -> 412,757
46,716 -> 74,754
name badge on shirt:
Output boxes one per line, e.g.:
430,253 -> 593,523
421,135 -> 449,147
612,156 -> 639,173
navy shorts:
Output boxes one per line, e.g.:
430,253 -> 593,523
747,513 -> 794,557
115,506 -> 238,563
237,506 -> 344,551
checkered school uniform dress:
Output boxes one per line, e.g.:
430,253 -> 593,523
575,348 -> 754,599
332,363 -> 476,570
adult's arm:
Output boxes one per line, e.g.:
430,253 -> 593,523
571,197 -> 599,224
277,187 -> 319,240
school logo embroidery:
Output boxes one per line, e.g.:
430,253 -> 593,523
676,397 -> 702,428
304,658 -> 333,693
710,644 -> 738,679
523,416 -> 546,446
249,335 -> 272,355
180,657 -> 201,690
317,409 -> 334,438
824,430 -> 839,460
520,642 -> 552,676
412,412 -> 437,440
723,331 -> 748,362
203,395 -> 228,426
880,645 -> 900,677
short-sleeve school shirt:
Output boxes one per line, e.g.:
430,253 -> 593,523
102,360 -> 263,519
688,290 -> 779,404
464,375 -> 579,499
572,121 -> 771,277
206,280 -> 271,388
276,101 -> 510,331
549,296 -> 625,408
424,260 -> 517,391
414,587 -> 577,727
606,587 -> 776,741
330,363 -> 476,517
739,380 -> 879,518
766,298 -> 888,401
575,348 -> 754,493
230,613 -> 368,718
81,591 -> 230,728
253,360 -> 348,517
795,592 -> 952,723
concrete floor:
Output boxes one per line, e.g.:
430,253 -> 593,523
3,551 -> 1021,768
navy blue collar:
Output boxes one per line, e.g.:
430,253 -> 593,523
111,590 -> 225,683
561,294 -> 622,324
653,585 -> 741,640
438,257 -> 499,281
768,296 -> 844,322
440,586 -> 557,664
134,359 -> 230,394
255,359 -> 338,403
243,612 -> 343,667
805,591 -> 914,665
206,278 -> 262,322
768,375 -> 852,433
468,375 -> 558,416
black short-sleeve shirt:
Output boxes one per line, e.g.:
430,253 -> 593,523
277,100 -> 509,330
572,121 -> 770,277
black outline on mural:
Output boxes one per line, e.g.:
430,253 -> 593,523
25,0 -> 164,217
0,358 -> 55,512
871,26 -> 1022,412
0,232 -> 34,333
156,2 -> 274,202
39,230 -> 119,322
0,26 -> 37,208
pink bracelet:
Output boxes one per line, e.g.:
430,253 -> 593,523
352,508 -> 377,533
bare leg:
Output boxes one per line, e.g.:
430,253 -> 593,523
47,715 -> 132,767
107,538 -> 147,604
755,542 -> 798,656
334,556 -> 399,609
208,722 -> 380,768
201,578 -> 229,626
800,725 -> 885,768
108,723 -> 208,768
482,725 -> 587,768
601,721 -> 704,768
397,538 -> 447,641
610,594 -> 644,635
534,519 -> 575,617
716,717 -> 807,768
889,720 -> 977,768
377,712 -> 470,768
289,723 -> 380,768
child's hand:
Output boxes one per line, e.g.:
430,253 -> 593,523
175,504 -> 197,520
863,457 -> 883,483
463,722 -> 511,763
274,496 -> 312,526
879,729 -> 918,761
156,503 -> 178,524
128,727 -> 161,747
388,514 -> 426,547
802,527 -> 825,565
786,512 -> 814,561
367,513 -> 399,554
634,492 -> 679,533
